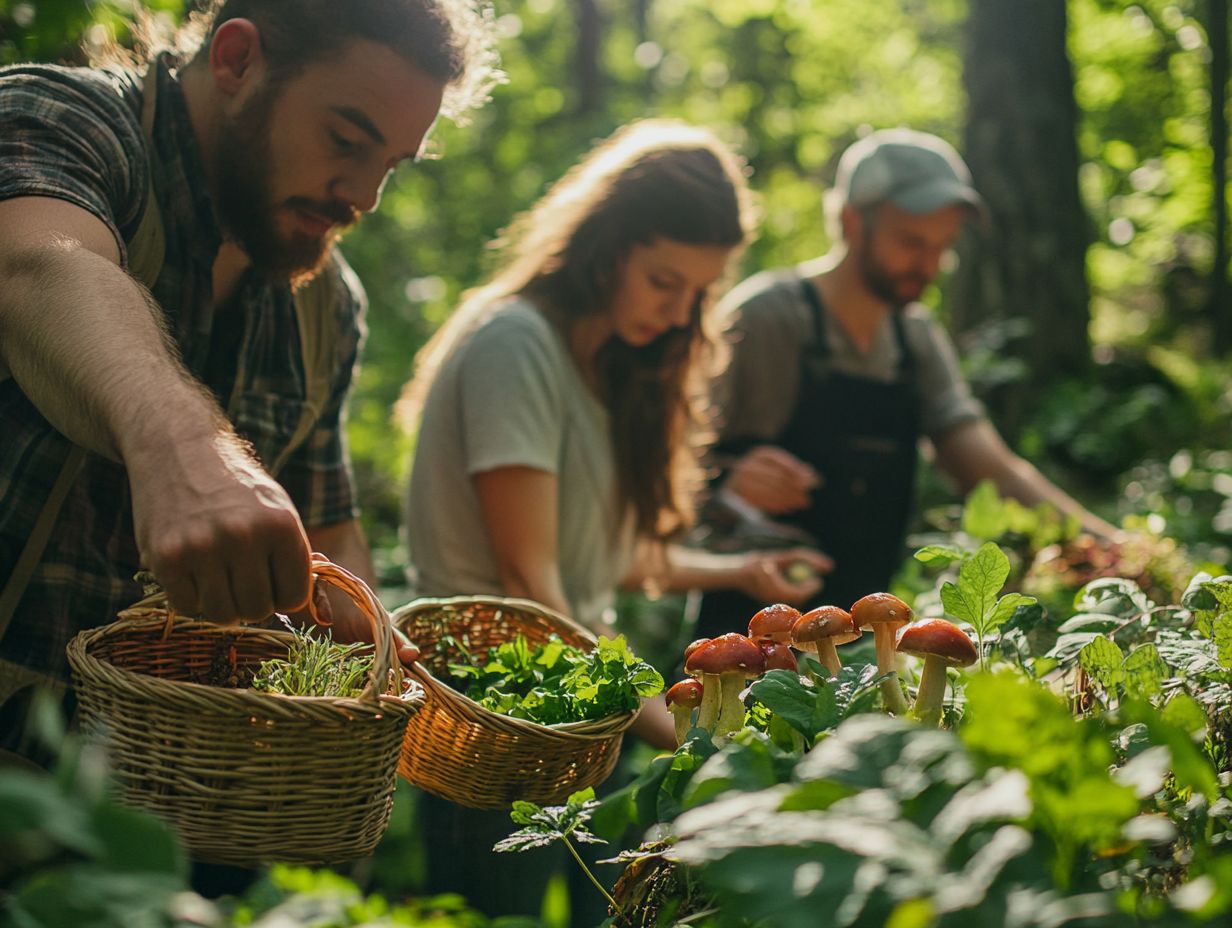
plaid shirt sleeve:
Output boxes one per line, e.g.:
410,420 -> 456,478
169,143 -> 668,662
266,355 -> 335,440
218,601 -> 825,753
0,65 -> 146,258
278,253 -> 367,529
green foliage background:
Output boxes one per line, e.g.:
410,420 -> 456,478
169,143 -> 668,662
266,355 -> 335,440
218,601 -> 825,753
1,0 -> 1228,559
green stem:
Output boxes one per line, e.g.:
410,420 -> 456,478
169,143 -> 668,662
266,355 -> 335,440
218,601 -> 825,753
563,837 -> 627,925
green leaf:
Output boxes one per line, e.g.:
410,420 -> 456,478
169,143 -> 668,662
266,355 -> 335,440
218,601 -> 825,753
1214,614 -> 1232,669
0,770 -> 101,859
747,670 -> 821,738
89,804 -> 186,877
1078,637 -> 1125,690
1161,693 -> 1208,734
1074,578 -> 1151,619
682,735 -> 792,809
941,542 -> 1010,635
984,592 -> 1038,636
962,480 -> 1007,541
1121,644 -> 1168,699
1055,613 -> 1123,634
913,544 -> 966,567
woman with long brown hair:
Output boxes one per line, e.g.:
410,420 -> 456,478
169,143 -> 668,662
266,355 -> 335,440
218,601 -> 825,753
399,119 -> 828,917
403,118 -> 826,646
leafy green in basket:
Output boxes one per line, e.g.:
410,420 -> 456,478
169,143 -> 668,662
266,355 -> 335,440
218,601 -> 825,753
445,633 -> 664,725
252,623 -> 374,698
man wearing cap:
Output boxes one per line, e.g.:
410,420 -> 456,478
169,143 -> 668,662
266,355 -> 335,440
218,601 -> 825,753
694,128 -> 1118,636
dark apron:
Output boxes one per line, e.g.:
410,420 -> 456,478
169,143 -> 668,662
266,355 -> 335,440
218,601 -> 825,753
695,278 -> 922,638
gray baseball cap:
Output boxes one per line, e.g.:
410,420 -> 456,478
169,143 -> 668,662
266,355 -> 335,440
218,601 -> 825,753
835,127 -> 984,215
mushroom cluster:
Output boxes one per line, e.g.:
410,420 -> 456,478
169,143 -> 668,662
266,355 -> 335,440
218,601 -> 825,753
662,596 -> 978,745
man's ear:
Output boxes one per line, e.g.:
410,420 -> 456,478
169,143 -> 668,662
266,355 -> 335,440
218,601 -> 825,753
839,203 -> 862,245
208,18 -> 264,99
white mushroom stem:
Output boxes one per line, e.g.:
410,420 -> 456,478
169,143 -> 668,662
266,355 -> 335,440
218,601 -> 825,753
712,673 -> 748,739
697,673 -> 721,730
815,640 -> 841,678
912,655 -> 950,726
874,627 -> 910,714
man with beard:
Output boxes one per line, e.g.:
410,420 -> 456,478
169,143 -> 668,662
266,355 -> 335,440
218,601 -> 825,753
0,0 -> 499,762
694,128 -> 1119,636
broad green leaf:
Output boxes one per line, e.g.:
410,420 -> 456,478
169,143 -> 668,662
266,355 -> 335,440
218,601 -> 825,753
962,480 -> 1007,541
682,735 -> 792,809
941,543 -> 1010,635
1073,578 -> 1151,619
1121,644 -> 1168,699
1046,631 -> 1106,664
1055,613 -> 1123,634
984,592 -> 1038,636
1161,693 -> 1208,734
0,771 -> 101,859
89,804 -> 185,877
1214,614 -> 1232,669
1119,699 -> 1220,801
7,867 -> 186,928
913,544 -> 966,567
1078,637 -> 1125,690
744,670 -> 822,734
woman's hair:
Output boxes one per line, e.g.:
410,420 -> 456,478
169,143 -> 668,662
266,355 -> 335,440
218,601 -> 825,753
402,118 -> 757,542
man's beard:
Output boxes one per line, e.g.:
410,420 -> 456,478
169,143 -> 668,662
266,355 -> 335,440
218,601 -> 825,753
858,228 -> 930,308
213,88 -> 359,284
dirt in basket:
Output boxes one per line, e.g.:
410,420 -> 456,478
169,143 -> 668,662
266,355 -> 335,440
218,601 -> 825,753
189,638 -> 257,689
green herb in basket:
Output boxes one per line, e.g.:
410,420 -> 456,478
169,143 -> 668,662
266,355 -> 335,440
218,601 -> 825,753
252,624 -> 374,698
446,634 -> 664,725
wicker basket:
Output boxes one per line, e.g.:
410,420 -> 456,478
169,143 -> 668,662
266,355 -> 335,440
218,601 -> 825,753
66,554 -> 422,866
394,596 -> 640,809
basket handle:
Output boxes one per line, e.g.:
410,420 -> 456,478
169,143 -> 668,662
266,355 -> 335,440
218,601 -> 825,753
308,553 -> 403,702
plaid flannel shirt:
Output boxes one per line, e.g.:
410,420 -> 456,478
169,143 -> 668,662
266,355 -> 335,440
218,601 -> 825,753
0,55 -> 366,684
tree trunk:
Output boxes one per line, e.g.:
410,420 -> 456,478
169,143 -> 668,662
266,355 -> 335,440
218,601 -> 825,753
953,0 -> 1090,433
574,0 -> 604,115
1208,0 -> 1230,355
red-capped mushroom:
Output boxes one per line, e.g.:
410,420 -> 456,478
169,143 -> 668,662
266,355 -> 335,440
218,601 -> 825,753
851,592 -> 913,714
896,618 -> 977,726
792,606 -> 860,678
686,633 -> 765,739
683,638 -> 711,664
748,603 -> 801,645
758,639 -> 798,674
665,678 -> 705,745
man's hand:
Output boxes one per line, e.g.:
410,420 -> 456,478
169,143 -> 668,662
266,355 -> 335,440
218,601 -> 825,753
129,431 -> 313,623
724,445 -> 819,515
736,546 -> 834,606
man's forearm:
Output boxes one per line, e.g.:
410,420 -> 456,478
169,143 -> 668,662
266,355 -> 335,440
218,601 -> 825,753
0,242 -> 225,461
991,458 -> 1121,541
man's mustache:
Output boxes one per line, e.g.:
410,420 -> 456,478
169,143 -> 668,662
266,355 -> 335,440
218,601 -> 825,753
284,197 -> 361,230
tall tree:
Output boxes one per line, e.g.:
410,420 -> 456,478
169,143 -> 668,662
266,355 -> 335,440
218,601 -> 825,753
1208,0 -> 1230,354
953,0 -> 1090,432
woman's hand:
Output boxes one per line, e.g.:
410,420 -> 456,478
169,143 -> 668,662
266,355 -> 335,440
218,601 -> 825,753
736,547 -> 833,605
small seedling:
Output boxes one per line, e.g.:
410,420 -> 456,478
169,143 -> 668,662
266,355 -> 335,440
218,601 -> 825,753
495,788 -> 629,925
252,618 -> 374,698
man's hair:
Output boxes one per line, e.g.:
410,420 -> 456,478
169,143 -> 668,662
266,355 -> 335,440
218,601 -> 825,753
108,0 -> 501,123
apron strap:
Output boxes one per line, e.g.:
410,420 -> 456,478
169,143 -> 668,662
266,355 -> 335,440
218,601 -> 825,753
800,276 -> 919,381
889,308 -> 917,380
798,277 -> 830,359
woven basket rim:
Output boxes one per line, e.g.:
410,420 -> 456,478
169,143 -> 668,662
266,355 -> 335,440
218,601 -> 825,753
393,595 -> 640,741
68,614 -> 423,714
